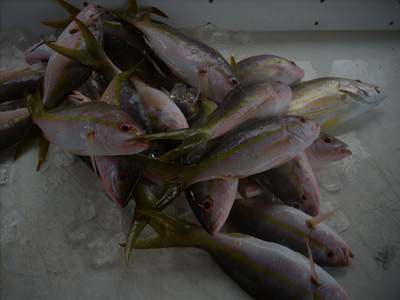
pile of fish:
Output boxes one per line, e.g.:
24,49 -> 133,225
0,0 -> 386,299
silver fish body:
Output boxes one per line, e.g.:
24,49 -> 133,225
286,77 -> 386,126
0,107 -> 31,150
229,199 -> 354,266
31,101 -> 148,156
134,20 -> 239,103
237,54 -> 304,86
253,151 -> 320,216
0,62 -> 47,103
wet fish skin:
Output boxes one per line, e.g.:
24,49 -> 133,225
237,54 -> 304,86
230,199 -> 354,267
95,155 -> 144,208
0,62 -> 47,103
0,107 -> 31,151
185,178 -> 239,235
286,77 -> 386,126
132,19 -> 239,103
42,4 -> 103,110
24,40 -> 55,63
305,132 -> 352,165
29,99 -> 149,156
133,210 -> 350,300
253,151 -> 320,216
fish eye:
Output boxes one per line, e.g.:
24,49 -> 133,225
298,116 -> 307,124
201,199 -> 213,211
323,136 -> 333,143
119,123 -> 132,132
299,193 -> 308,202
290,61 -> 297,66
117,171 -> 129,183
230,78 -> 239,85
326,249 -> 336,261
374,87 -> 381,94
160,126 -> 170,132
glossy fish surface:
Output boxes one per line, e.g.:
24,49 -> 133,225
237,54 -> 304,85
0,107 -> 31,150
285,77 -> 386,126
229,199 -> 354,266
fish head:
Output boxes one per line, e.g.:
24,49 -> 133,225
96,156 -> 144,207
185,179 -> 238,235
308,133 -> 352,164
296,188 -> 320,217
274,58 -> 305,86
96,109 -> 150,155
338,79 -> 386,107
283,116 -> 321,148
311,229 -> 355,266
207,66 -> 240,103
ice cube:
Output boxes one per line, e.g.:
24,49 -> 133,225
41,176 -> 59,193
0,46 -> 30,71
234,31 -> 255,46
0,164 -> 12,185
318,171 -> 342,192
1,210 -> 19,244
191,22 -> 217,43
87,232 -> 125,267
95,197 -> 123,231
62,214 -> 91,242
0,27 -> 36,50
53,149 -> 76,169
211,31 -> 230,44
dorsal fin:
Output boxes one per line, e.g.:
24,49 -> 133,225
306,206 -> 341,229
306,240 -> 319,286
230,55 -> 238,74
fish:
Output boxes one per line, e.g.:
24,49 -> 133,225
236,54 -> 305,85
0,62 -> 47,103
285,77 -> 386,126
110,11 -> 240,104
41,4 -> 104,110
129,80 -> 292,160
229,199 -> 354,267
131,209 -> 350,300
95,155 -> 144,208
26,89 -> 149,156
130,115 -> 320,213
0,107 -> 31,151
305,132 -> 352,165
133,78 -> 189,133
24,40 -> 55,63
185,178 -> 239,235
252,151 -> 320,216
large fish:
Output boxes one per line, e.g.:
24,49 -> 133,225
229,199 -> 354,267
285,77 -> 386,126
26,90 -> 148,156
132,210 -> 350,300
130,80 -> 292,160
237,54 -> 304,86
110,11 -> 240,104
253,151 -> 320,216
42,4 -> 103,110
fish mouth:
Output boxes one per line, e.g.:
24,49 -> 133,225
342,247 -> 355,266
209,212 -> 225,236
337,145 -> 352,157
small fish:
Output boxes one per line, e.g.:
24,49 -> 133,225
253,151 -> 320,216
130,80 -> 292,160
285,77 -> 386,126
0,107 -> 31,151
185,178 -> 239,235
305,133 -> 352,165
42,4 -> 103,110
0,62 -> 47,103
229,199 -> 354,267
26,89 -> 149,156
131,210 -> 350,300
236,54 -> 305,85
110,11 -> 240,103
95,155 -> 144,208
24,40 -> 55,63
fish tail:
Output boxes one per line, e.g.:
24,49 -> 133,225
44,18 -> 119,82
